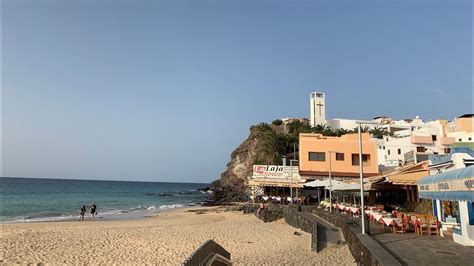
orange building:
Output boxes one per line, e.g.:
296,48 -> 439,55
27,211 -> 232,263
299,133 -> 379,180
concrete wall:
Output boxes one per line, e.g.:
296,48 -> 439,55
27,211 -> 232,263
456,117 -> 473,133
448,131 -> 474,143
326,119 -> 376,131
453,201 -> 474,246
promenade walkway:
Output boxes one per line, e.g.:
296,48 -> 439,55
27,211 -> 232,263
308,206 -> 474,265
371,228 -> 474,265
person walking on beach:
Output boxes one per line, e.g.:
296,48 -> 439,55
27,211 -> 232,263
79,205 -> 87,221
90,202 -> 97,220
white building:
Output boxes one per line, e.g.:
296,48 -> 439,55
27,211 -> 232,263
326,118 -> 376,131
326,115 -> 457,169
310,92 -> 326,127
309,92 -> 472,171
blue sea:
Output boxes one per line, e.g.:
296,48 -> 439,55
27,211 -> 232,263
0,177 -> 210,223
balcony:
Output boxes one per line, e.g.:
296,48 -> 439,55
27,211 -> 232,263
410,135 -> 433,144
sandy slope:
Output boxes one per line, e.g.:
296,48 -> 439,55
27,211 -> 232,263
1,207 -> 355,265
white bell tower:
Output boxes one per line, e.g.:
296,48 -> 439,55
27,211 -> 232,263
310,92 -> 326,127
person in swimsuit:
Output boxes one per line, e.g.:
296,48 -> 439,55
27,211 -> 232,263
79,205 -> 86,221
90,202 -> 97,220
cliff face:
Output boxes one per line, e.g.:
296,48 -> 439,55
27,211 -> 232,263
209,121 -> 295,204
210,130 -> 259,203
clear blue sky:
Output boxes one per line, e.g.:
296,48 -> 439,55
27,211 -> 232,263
2,0 -> 472,182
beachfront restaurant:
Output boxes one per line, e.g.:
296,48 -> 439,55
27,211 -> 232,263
418,166 -> 474,246
248,165 -> 306,201
364,162 -> 430,212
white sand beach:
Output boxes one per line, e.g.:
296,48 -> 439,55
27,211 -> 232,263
1,207 -> 355,265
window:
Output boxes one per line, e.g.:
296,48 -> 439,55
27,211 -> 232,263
417,146 -> 427,152
352,154 -> 370,166
398,149 -> 401,155
459,138 -> 462,142
441,201 -> 460,225
383,146 -> 385,150
444,148 -> 451,154
316,93 -> 323,98
468,202 -> 474,225
469,137 -> 472,141
434,152 -> 438,155
336,153 -> 344,161
432,135 -> 437,141
388,150 -> 390,155
309,152 -> 325,161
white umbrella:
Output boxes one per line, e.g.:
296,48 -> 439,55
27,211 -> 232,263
304,179 -> 328,187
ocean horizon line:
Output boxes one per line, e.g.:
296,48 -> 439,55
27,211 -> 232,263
0,176 -> 211,185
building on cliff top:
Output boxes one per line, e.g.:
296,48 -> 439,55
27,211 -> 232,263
298,132 -> 379,181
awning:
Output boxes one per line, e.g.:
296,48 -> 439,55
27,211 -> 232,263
248,179 -> 305,188
418,166 -> 474,202
388,170 -> 429,185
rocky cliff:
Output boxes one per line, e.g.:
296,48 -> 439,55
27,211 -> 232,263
209,129 -> 259,204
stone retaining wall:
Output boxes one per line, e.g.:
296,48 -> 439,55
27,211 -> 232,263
242,203 -> 259,214
311,209 -> 401,266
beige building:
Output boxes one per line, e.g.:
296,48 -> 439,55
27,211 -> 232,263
446,114 -> 474,143
299,133 -> 379,180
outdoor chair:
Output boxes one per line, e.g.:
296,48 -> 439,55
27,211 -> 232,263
409,215 -> 416,231
394,216 -> 409,234
419,218 -> 429,235
429,219 -> 439,236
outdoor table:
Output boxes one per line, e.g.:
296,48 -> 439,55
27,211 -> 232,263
336,204 -> 347,212
349,207 -> 360,215
365,210 -> 376,217
381,217 -> 402,232
372,213 -> 392,223
381,217 -> 401,226
367,210 -> 379,220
